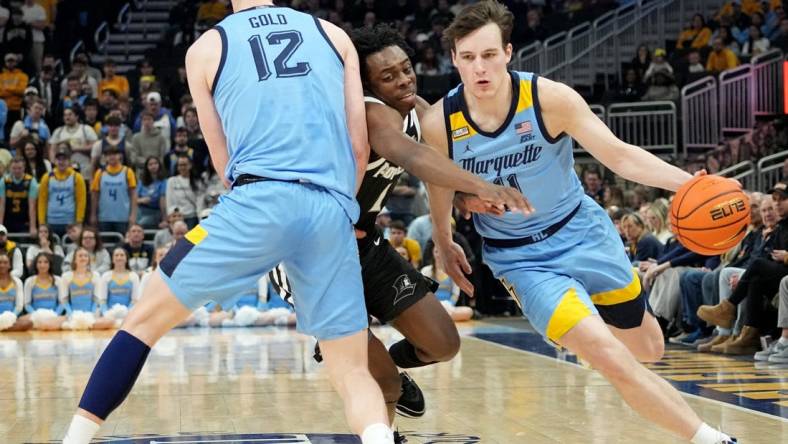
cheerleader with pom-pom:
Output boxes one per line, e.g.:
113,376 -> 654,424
59,247 -> 115,330
97,248 -> 140,327
220,275 -> 294,327
23,253 -> 66,330
0,254 -> 30,331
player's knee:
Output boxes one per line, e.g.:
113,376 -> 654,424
581,339 -> 637,382
425,327 -> 461,362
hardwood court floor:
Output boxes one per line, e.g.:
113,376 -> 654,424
0,321 -> 786,443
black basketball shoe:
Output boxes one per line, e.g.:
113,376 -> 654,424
395,372 -> 425,418
394,430 -> 408,443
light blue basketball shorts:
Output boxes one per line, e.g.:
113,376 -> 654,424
483,195 -> 644,343
159,180 -> 367,340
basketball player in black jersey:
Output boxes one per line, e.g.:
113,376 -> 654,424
348,24 -> 529,422
272,24 -> 529,426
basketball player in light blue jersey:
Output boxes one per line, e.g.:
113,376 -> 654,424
0,254 -> 30,331
423,2 -> 736,443
63,2 -> 395,443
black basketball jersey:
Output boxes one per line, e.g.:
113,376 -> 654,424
355,96 -> 421,234
4,175 -> 32,232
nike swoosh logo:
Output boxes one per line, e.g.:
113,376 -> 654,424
374,238 -> 381,246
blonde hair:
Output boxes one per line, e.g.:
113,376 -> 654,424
646,200 -> 669,233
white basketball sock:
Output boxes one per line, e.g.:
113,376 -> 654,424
62,414 -> 100,444
691,423 -> 733,444
361,423 -> 394,444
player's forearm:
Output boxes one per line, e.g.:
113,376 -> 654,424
426,183 -> 455,245
604,143 -> 691,192
353,143 -> 369,195
404,146 -> 488,195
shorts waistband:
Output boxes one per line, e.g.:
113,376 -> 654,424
483,203 -> 581,248
232,174 -> 303,189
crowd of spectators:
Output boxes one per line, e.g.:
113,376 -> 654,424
605,0 -> 787,105
0,1 -> 787,347
583,166 -> 788,364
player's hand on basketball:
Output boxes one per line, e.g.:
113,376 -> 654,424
437,241 -> 474,296
771,249 -> 788,263
693,168 -> 742,189
453,192 -> 505,219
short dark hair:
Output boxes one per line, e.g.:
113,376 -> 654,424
350,23 -> 414,87
389,220 -> 407,232
443,0 -> 514,51
84,98 -> 99,109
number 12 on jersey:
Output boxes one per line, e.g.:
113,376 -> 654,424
248,30 -> 311,81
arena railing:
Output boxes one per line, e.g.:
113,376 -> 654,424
718,160 -> 758,191
118,3 -> 132,59
69,40 -> 84,64
756,150 -> 788,192
606,101 -> 678,157
542,0 -> 678,87
543,32 -> 569,74
94,22 -> 110,57
513,0 -> 696,85
752,49 -> 784,117
515,41 -> 543,73
567,23 -> 593,86
719,65 -> 755,136
681,76 -> 719,154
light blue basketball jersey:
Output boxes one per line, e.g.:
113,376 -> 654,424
98,167 -> 131,223
31,279 -> 58,310
47,173 -> 76,225
68,278 -> 95,312
212,6 -> 358,221
444,71 -> 583,240
0,282 -> 16,313
107,276 -> 134,307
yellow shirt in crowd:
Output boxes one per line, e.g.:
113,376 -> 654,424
706,48 -> 740,73
91,164 -> 137,192
197,1 -> 229,22
99,75 -> 130,98
676,27 -> 712,49
0,69 -> 30,112
38,168 -> 87,225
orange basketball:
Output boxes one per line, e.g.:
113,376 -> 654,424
670,175 -> 750,256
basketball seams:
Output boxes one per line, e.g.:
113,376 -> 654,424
672,175 -> 705,243
671,175 -> 704,219
671,175 -> 750,255
679,230 -> 744,254
672,212 -> 751,231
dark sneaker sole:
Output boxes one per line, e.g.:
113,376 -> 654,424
396,404 -> 425,418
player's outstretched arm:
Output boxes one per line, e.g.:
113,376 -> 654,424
538,77 -> 692,192
366,101 -> 531,214
422,101 -> 474,295
320,19 -> 369,193
185,30 -> 230,188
